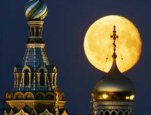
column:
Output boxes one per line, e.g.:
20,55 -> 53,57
51,73 -> 54,89
37,73 -> 40,87
16,73 -> 19,88
22,73 -> 25,88
54,73 -> 58,87
14,74 -> 16,88
29,72 -> 31,88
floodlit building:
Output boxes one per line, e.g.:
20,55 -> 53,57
0,1 -> 138,115
90,26 -> 135,115
3,0 -> 68,114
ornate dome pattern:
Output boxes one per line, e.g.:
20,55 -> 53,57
25,0 -> 48,20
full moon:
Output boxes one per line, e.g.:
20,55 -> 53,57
84,15 -> 142,73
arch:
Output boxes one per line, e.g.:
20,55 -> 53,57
46,92 -> 55,100
105,111 -> 110,115
13,92 -> 24,100
38,66 -> 48,73
14,67 -> 17,73
24,69 -> 30,86
22,66 -> 31,86
35,92 -> 45,100
59,93 -> 65,100
5,92 -> 13,100
23,92 -> 34,100
22,65 -> 31,73
52,66 -> 57,73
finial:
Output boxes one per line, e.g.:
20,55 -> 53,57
25,0 -> 48,20
110,26 -> 119,60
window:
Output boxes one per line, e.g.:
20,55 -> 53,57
36,27 -> 39,36
125,112 -> 128,115
24,69 -> 29,86
119,112 -> 122,115
130,112 -> 132,115
32,27 -> 34,36
40,69 -> 45,86
105,111 -> 109,115
100,112 -> 104,115
112,112 -> 116,115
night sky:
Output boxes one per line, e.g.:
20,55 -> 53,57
0,0 -> 151,115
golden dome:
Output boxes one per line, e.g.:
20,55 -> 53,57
92,26 -> 135,101
92,60 -> 135,101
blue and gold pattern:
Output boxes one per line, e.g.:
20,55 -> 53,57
25,0 -> 48,20
3,0 -> 68,115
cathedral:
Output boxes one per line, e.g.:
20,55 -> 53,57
3,0 -> 67,114
90,26 -> 135,115
1,0 -> 137,115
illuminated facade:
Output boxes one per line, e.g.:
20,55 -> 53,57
0,0 -> 138,115
3,0 -> 68,114
90,26 -> 135,115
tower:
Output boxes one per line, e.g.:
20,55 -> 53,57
3,0 -> 68,114
90,26 -> 135,115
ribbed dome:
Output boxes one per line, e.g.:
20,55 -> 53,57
25,0 -> 48,20
92,60 -> 135,101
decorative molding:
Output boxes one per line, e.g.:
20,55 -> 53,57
28,21 -> 44,25
27,44 -> 45,48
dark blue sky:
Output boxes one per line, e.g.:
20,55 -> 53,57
0,0 -> 151,115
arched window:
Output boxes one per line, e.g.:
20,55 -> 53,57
105,111 -> 109,115
24,69 -> 29,86
119,111 -> 122,115
40,69 -> 45,85
112,112 -> 116,115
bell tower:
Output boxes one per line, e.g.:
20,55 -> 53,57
4,0 -> 68,114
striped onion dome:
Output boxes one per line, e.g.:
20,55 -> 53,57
25,0 -> 48,20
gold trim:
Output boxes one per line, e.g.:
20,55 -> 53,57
27,44 -> 45,48
29,36 -> 42,39
28,21 -> 44,25
6,100 -> 66,109
6,100 -> 66,103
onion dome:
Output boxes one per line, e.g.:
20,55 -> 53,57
25,0 -> 48,20
92,60 -> 135,101
92,26 -> 135,101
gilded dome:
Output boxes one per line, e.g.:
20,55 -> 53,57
25,0 -> 48,20
92,60 -> 135,101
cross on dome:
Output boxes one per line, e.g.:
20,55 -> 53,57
110,26 -> 119,59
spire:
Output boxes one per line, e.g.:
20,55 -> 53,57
22,0 -> 50,70
108,26 -> 121,74
19,0 -> 50,91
